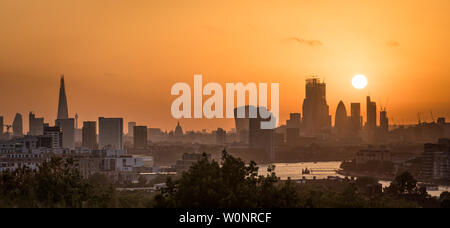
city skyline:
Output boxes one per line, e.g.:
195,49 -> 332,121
1,0 -> 450,210
1,0 -> 450,132
0,74 -> 448,133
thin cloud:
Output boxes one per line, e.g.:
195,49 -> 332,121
386,40 -> 400,47
284,37 -> 323,47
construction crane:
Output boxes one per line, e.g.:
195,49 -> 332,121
1,124 -> 12,134
430,111 -> 435,123
417,113 -> 422,125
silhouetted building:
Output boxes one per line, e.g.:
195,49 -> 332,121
366,96 -> 377,143
99,117 -> 123,150
248,106 -> 275,161
12,113 -> 23,137
82,121 -> 97,150
29,112 -> 43,136
174,122 -> 183,137
286,113 -> 301,145
350,103 -> 362,139
44,126 -> 63,148
57,75 -> 69,120
56,118 -> 75,149
128,122 -> 136,137
335,101 -> 349,138
134,126 -> 148,148
0,116 -> 3,137
366,96 -> 377,129
380,109 -> 389,134
302,78 -> 331,135
216,128 -> 226,145
234,107 -> 250,143
350,103 -> 362,129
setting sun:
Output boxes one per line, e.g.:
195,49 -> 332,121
352,74 -> 368,90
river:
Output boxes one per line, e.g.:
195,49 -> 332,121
259,161 -> 450,198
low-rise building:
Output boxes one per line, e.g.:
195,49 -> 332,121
421,138 -> 450,180
356,146 -> 391,165
174,153 -> 210,172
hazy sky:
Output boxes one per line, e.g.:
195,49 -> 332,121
1,0 -> 449,133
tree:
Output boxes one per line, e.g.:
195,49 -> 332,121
395,172 -> 418,194
0,157 -> 115,208
440,192 -> 450,208
154,150 -> 299,208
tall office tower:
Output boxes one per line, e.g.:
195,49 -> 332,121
0,116 -> 3,137
335,101 -> 349,137
56,118 -> 75,149
216,128 -> 226,145
366,96 -> 377,143
380,109 -> 389,133
366,96 -> 377,129
234,107 -> 250,143
128,122 -> 136,137
286,113 -> 301,146
99,117 -> 123,150
133,126 -> 148,148
248,106 -> 275,160
44,126 -> 63,148
57,75 -> 69,120
82,121 -> 97,150
12,113 -> 23,137
302,78 -> 331,135
350,103 -> 362,130
28,112 -> 44,136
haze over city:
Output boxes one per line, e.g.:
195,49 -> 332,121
1,0 -> 449,133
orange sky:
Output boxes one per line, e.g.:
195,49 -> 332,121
1,0 -> 449,133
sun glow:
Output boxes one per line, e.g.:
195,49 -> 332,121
352,74 -> 368,89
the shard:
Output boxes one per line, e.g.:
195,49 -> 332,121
57,75 -> 69,120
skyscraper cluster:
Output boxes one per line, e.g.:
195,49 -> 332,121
0,76 -> 130,152
283,78 -> 389,145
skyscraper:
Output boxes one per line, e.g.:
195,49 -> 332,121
366,96 -> 377,143
133,126 -> 148,148
335,101 -> 349,137
366,96 -> 377,129
234,107 -> 250,143
13,113 -> 23,137
128,122 -> 137,137
82,121 -> 97,150
350,103 -> 362,139
99,117 -> 123,150
380,109 -> 389,134
56,118 -> 75,149
0,116 -> 3,137
350,103 -> 362,129
29,112 -> 43,136
302,78 -> 331,135
57,75 -> 69,120
245,106 -> 275,160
